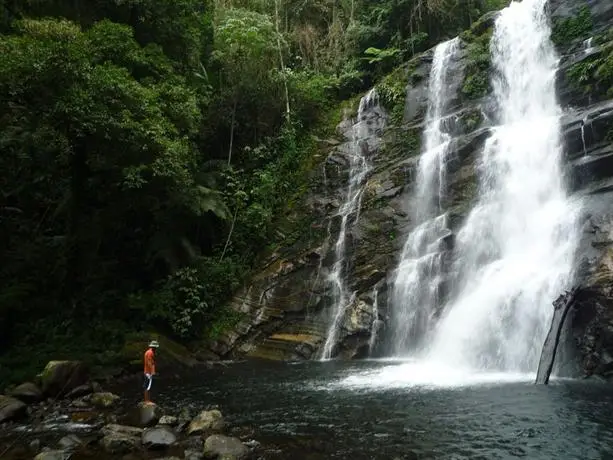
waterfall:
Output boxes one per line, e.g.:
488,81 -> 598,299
321,89 -> 382,360
390,38 -> 460,354
425,0 -> 581,372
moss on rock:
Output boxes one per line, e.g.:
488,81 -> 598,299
39,360 -> 89,397
377,66 -> 409,123
90,391 -> 120,408
551,6 -> 593,46
460,108 -> 484,132
379,126 -> 422,166
376,58 -> 423,124
566,40 -> 613,98
461,29 -> 493,100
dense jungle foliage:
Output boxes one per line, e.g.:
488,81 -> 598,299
0,0 -> 506,383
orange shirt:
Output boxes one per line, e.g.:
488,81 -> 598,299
144,348 -> 155,375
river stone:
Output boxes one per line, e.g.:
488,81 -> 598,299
158,415 -> 178,426
58,434 -> 83,450
135,401 -> 163,426
90,392 -> 120,408
102,433 -> 140,455
185,449 -> 204,460
187,409 -> 224,436
9,382 -> 43,403
0,395 -> 27,423
70,397 -> 90,408
243,439 -> 260,450
175,407 -> 193,432
182,436 -> 204,451
101,423 -> 143,437
65,384 -> 93,399
203,435 -> 249,460
142,425 -> 178,449
34,450 -> 72,460
39,361 -> 89,397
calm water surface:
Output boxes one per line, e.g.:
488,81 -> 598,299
135,359 -> 613,459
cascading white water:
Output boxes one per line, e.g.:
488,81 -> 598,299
424,0 -> 581,373
321,89 -> 381,360
390,38 -> 460,354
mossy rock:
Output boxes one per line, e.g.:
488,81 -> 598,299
566,43 -> 613,100
9,381 -> 43,404
0,395 -> 27,423
379,126 -> 422,164
188,409 -> 225,436
91,391 -> 120,408
377,65 -> 411,123
39,360 -> 89,397
461,29 -> 493,101
203,434 -> 249,460
551,6 -> 593,46
469,11 -> 500,37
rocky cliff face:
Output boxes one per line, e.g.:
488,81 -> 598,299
205,0 -> 613,377
551,0 -> 613,379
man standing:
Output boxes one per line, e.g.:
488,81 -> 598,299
143,340 -> 159,403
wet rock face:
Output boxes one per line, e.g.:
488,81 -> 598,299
207,33 -> 479,360
203,91 -> 392,361
204,23 -> 477,361
571,198 -> 613,378
549,0 -> 613,378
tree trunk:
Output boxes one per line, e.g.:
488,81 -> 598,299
535,287 -> 580,385
219,206 -> 239,263
275,0 -> 291,121
227,97 -> 237,167
65,140 -> 88,318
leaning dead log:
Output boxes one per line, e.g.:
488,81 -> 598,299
535,286 -> 580,385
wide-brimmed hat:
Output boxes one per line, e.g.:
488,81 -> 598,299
148,340 -> 160,348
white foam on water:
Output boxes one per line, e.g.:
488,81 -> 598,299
329,360 -> 534,390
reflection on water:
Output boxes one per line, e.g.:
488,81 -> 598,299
144,360 -> 613,459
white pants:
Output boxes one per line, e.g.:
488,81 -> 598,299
143,373 -> 153,391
